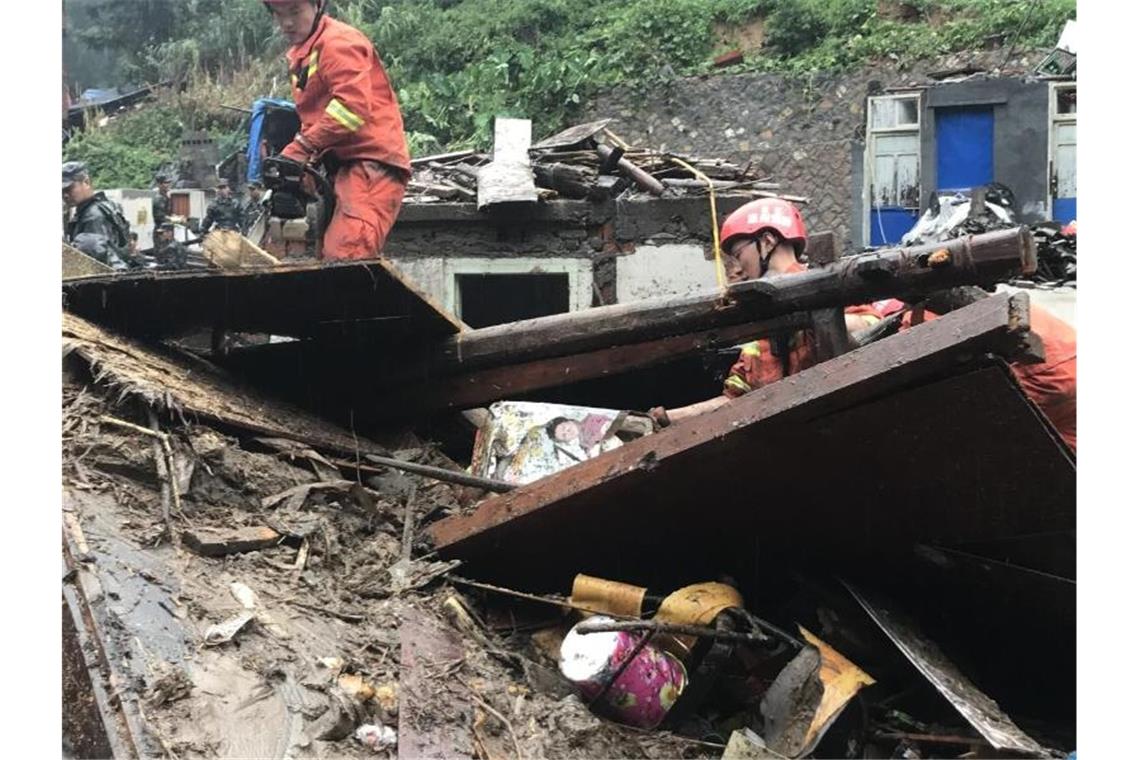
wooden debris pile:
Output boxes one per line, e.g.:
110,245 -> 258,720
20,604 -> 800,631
403,118 -> 809,206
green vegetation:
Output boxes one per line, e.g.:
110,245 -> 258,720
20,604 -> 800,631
64,0 -> 1074,187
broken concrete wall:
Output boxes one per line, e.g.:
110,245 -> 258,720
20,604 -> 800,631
583,49 -> 1046,253
386,195 -> 754,317
616,243 -> 718,302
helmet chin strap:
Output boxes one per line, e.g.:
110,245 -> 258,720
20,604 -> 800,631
308,0 -> 326,39
757,232 -> 779,275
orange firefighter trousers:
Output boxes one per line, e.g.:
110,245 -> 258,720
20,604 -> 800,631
321,160 -> 406,261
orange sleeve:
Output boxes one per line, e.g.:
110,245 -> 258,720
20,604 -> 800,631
299,38 -> 374,154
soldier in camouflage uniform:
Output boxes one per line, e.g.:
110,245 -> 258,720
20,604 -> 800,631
152,173 -> 173,229
200,178 -> 244,234
63,161 -> 138,269
241,181 -> 267,236
153,222 -> 189,270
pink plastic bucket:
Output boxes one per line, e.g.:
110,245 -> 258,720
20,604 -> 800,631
559,616 -> 687,729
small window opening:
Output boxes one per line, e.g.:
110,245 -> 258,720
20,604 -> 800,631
456,273 -> 570,328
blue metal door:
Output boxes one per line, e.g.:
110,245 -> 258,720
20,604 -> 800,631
936,106 -> 994,192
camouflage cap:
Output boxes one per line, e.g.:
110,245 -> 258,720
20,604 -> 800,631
215,178 -> 231,188
158,221 -> 175,232
63,161 -> 88,190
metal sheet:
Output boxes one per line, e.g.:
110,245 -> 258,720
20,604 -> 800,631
845,582 -> 1045,755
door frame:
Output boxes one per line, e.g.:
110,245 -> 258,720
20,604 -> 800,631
862,92 -> 923,248
1046,81 -> 1077,219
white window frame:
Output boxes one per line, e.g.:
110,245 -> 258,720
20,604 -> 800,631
863,93 -> 922,247
1047,82 -> 1076,219
442,257 -> 595,323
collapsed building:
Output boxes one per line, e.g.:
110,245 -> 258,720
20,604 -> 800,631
62,122 -> 1075,760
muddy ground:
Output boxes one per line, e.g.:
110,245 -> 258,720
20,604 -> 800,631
62,370 -> 714,759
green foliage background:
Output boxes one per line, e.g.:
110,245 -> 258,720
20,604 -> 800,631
63,0 -> 1074,187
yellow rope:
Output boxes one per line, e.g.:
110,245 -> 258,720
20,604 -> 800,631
600,129 -> 727,295
668,155 -> 727,294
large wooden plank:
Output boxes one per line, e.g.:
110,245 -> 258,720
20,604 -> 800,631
374,314 -> 811,420
201,229 -> 279,269
411,227 -> 1036,376
427,294 -> 1072,588
62,258 -> 464,341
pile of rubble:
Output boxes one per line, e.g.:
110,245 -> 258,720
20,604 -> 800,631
62,216 -> 1073,757
404,118 -> 807,206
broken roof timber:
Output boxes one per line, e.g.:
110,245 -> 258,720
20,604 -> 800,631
428,293 -> 1075,589
213,228 -> 1036,424
63,313 -> 393,458
401,227 -> 1036,377
371,314 -> 814,422
61,258 -> 464,341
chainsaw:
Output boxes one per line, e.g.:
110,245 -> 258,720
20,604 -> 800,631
260,155 -> 336,238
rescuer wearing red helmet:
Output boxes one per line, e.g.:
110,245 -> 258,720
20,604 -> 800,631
263,0 -> 411,260
718,197 -> 808,282
650,199 -> 887,426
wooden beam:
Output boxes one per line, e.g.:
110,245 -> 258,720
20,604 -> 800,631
400,228 -> 1036,379
428,293 -> 1045,556
596,144 -> 665,195
803,229 -> 850,361
373,313 -> 813,419
182,526 -> 284,557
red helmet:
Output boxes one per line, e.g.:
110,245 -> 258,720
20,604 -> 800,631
720,199 -> 808,256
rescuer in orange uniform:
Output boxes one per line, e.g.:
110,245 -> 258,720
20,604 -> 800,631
264,0 -> 411,260
651,199 -> 885,424
877,298 -> 1077,452
651,198 -> 1077,452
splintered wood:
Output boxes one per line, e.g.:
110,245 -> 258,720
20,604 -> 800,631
201,230 -> 280,269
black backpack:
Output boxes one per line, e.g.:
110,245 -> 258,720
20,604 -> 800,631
94,197 -> 132,250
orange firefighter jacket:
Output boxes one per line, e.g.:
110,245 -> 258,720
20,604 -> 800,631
897,304 -> 1077,452
280,15 -> 411,178
722,262 -> 887,396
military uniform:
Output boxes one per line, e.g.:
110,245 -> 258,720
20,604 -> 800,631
201,194 -> 244,233
67,192 -> 136,267
152,190 -> 172,228
154,239 -> 189,270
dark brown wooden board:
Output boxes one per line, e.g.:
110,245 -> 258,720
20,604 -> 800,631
427,294 -> 1073,591
62,258 -> 464,341
411,227 -> 1035,376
